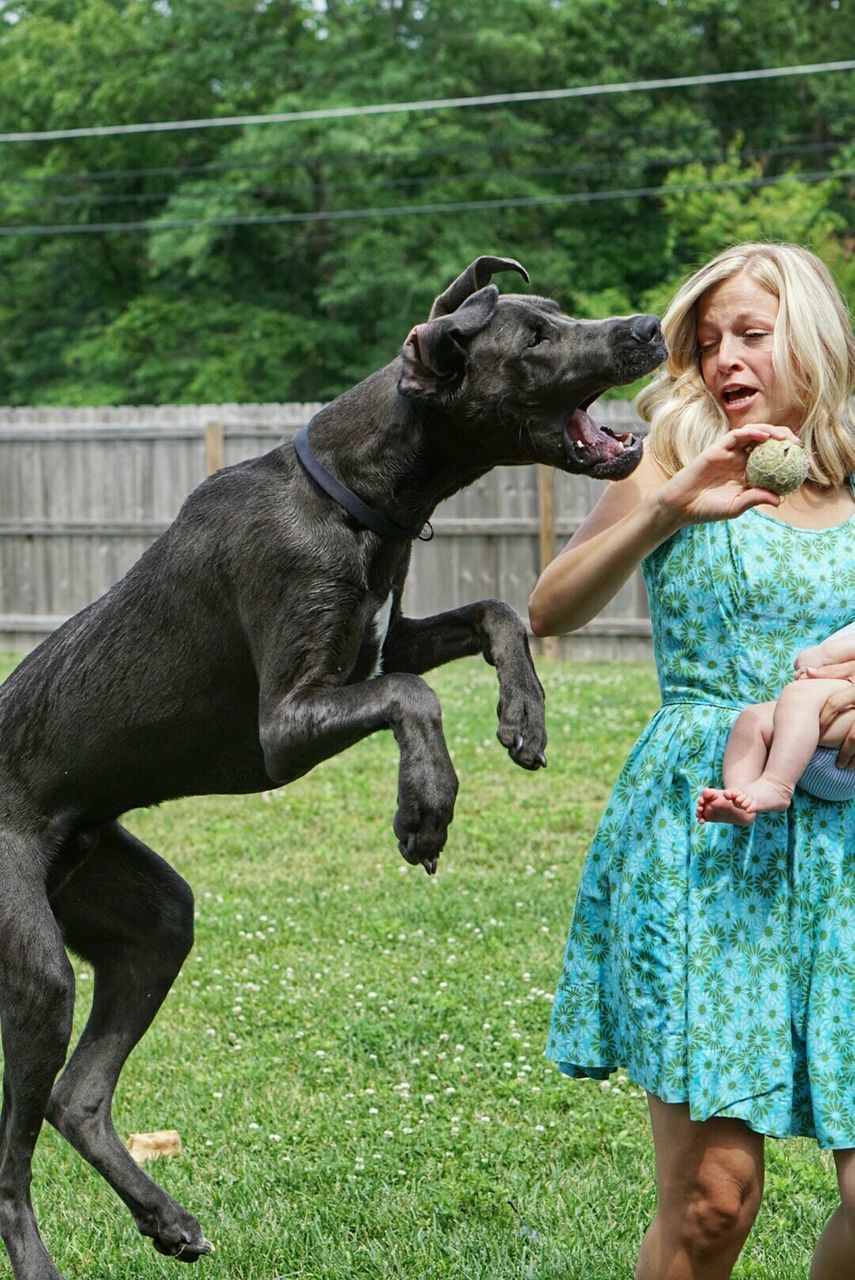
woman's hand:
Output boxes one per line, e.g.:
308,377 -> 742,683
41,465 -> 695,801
528,424 -> 798,639
803,662 -> 855,768
654,425 -> 801,526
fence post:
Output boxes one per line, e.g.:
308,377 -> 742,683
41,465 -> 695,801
536,465 -> 560,661
205,421 -> 225,475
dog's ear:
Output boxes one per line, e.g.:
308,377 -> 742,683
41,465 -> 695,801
398,284 -> 499,401
429,255 -> 529,320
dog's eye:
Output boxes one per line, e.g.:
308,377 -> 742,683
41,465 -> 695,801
526,330 -> 548,348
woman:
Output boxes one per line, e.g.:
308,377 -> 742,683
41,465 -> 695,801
529,242 -> 855,1280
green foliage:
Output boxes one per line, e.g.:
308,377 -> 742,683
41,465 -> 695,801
64,297 -> 355,404
0,1 -> 852,405
665,158 -> 845,261
638,140 -> 853,317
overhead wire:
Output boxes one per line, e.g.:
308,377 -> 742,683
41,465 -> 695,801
0,167 -> 847,238
0,140 -> 844,211
0,61 -> 848,237
0,124 -> 845,189
0,60 -> 852,142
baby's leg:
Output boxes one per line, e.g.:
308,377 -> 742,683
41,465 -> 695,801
732,678 -> 849,816
697,703 -> 775,824
765,677 -> 848,775
723,703 -> 775,790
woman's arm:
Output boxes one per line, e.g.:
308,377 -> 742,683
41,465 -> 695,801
817,676 -> 855,769
528,450 -> 678,635
528,424 -> 795,637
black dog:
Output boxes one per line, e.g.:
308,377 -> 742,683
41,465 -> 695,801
0,256 -> 665,1279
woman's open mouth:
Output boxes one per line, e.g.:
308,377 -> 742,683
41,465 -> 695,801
721,386 -> 760,412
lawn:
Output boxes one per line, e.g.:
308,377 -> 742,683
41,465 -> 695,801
0,654 -> 838,1279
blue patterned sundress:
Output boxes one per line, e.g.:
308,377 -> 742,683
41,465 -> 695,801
546,500 -> 855,1148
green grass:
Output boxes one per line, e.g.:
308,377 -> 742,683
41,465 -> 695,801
0,654 -> 839,1278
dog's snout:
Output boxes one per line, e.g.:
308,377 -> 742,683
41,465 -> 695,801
630,314 -> 662,344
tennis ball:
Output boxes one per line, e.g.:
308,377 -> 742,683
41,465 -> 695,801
744,438 -> 809,496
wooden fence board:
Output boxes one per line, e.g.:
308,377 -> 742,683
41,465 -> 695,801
0,402 -> 651,657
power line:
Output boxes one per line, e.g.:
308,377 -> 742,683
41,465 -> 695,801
0,61 -> 852,143
0,167 -> 847,238
2,104 -> 846,186
4,124 -> 845,189
3,141 -> 843,210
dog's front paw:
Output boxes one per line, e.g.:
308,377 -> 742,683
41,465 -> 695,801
394,766 -> 459,875
496,684 -> 547,770
394,810 -> 451,876
152,1231 -> 214,1264
138,1201 -> 213,1264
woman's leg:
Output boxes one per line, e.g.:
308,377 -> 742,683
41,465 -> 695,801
636,1095 -> 764,1280
809,1148 -> 855,1279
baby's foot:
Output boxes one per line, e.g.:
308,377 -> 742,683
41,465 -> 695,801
728,777 -> 793,816
696,787 -> 755,825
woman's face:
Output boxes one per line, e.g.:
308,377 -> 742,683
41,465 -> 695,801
695,271 -> 801,431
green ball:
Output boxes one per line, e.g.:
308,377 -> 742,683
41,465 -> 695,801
744,438 -> 809,496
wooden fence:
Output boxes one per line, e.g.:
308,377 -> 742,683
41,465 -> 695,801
0,403 -> 653,659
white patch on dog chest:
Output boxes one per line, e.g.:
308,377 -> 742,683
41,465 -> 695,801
368,592 -> 394,678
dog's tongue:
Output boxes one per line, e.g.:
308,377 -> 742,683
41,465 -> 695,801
564,402 -> 641,476
567,406 -> 600,446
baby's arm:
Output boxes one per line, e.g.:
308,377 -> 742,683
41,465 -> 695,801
796,631 -> 855,672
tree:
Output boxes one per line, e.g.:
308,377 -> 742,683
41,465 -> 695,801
0,0 -> 851,404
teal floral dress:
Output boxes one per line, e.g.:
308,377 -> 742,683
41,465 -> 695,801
546,503 -> 855,1148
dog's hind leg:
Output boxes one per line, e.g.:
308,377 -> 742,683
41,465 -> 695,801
0,831 -> 75,1280
45,822 -> 213,1264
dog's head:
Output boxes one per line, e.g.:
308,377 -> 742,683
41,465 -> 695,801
397,257 -> 667,480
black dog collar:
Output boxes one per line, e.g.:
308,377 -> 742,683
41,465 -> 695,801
293,426 -> 432,541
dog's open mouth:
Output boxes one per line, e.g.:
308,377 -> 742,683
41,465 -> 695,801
564,394 -> 643,479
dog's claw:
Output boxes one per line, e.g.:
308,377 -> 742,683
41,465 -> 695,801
182,1231 -> 214,1255
148,1222 -> 214,1263
399,835 -> 423,866
501,723 -> 547,769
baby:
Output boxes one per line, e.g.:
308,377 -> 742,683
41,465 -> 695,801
696,621 -> 855,825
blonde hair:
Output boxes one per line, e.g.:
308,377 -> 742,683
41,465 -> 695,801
637,242 -> 855,486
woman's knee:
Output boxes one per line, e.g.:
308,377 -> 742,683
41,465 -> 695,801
834,1149 -> 855,1222
670,1164 -> 763,1258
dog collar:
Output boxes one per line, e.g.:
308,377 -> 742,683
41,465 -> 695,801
293,426 -> 432,541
